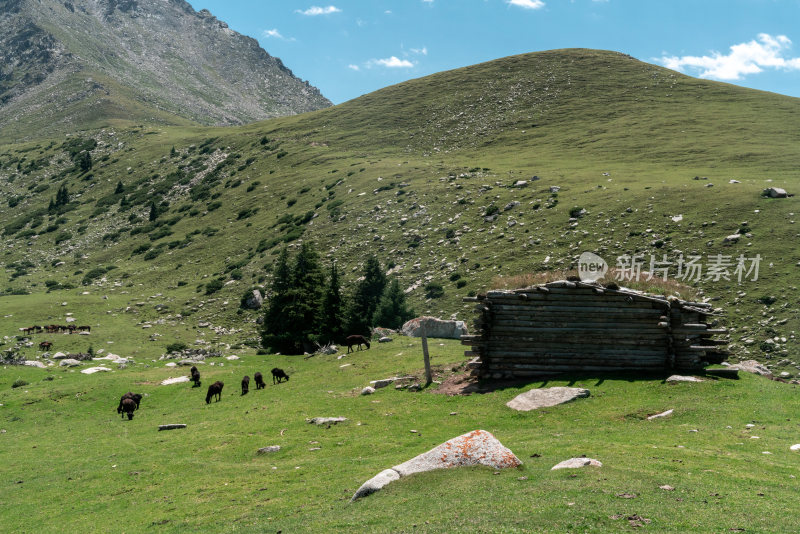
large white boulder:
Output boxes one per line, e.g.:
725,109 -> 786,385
401,316 -> 467,339
351,430 -> 520,501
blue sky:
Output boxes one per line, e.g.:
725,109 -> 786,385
187,0 -> 800,104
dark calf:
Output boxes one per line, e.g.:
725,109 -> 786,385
241,375 -> 250,395
120,398 -> 136,420
206,381 -> 224,403
271,367 -> 289,384
346,335 -> 370,353
190,366 -> 201,388
254,371 -> 265,390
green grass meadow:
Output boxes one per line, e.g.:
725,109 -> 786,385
2,49 -> 800,532
1,337 -> 799,532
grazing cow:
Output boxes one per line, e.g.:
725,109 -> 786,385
120,398 -> 137,420
241,375 -> 250,395
346,335 -> 371,353
190,366 -> 201,388
206,381 -> 224,404
271,368 -> 289,384
39,341 -> 52,351
254,371 -> 265,390
77,325 -> 91,333
117,392 -> 142,413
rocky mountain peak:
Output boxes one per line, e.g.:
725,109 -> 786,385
0,0 -> 332,138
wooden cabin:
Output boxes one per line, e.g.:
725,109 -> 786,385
462,280 -> 727,379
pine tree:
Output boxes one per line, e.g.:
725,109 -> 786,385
372,277 -> 414,330
345,255 -> 387,336
170,146 -> 176,157
261,247 -> 293,353
148,200 -> 159,222
55,184 -> 69,207
319,262 -> 345,344
77,151 -> 92,172
114,181 -> 125,195
284,241 -> 324,352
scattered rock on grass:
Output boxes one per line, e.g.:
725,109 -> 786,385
161,376 -> 190,385
666,375 -> 704,383
551,458 -> 602,470
257,446 -> 281,454
506,387 -> 590,411
361,386 -> 375,396
647,409 -> 674,420
729,360 -> 772,377
81,366 -> 111,374
351,430 -> 521,501
308,417 -> 347,425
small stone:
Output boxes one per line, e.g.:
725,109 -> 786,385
659,485 -> 675,491
257,446 -> 280,454
551,458 -> 602,470
160,376 -> 190,385
647,409 -> 674,420
308,417 -> 347,425
361,386 -> 375,395
507,387 -> 590,411
666,375 -> 704,383
80,366 -> 111,374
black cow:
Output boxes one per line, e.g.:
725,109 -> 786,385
120,398 -> 137,420
346,335 -> 370,353
190,366 -> 201,388
271,368 -> 289,384
117,392 -> 142,413
241,375 -> 250,395
254,371 -> 265,390
206,381 -> 224,404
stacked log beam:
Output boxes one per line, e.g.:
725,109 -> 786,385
463,281 -> 727,379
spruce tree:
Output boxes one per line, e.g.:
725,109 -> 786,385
55,184 -> 69,207
319,262 -> 344,344
284,241 -> 324,352
148,200 -> 159,222
372,277 -> 414,330
261,247 -> 293,353
114,181 -> 125,195
345,255 -> 387,336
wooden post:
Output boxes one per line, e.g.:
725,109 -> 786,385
421,321 -> 432,385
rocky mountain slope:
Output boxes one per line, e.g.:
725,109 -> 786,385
0,0 -> 331,140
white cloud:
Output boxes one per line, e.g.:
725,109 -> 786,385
370,56 -> 415,68
411,46 -> 428,56
507,0 -> 545,9
659,33 -> 800,80
348,64 -> 360,71
422,0 -> 434,3
262,28 -> 295,42
296,5 -> 341,16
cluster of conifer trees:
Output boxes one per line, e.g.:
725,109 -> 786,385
260,242 -> 414,354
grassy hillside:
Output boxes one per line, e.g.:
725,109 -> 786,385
1,340 -> 799,532
1,48 -> 799,372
